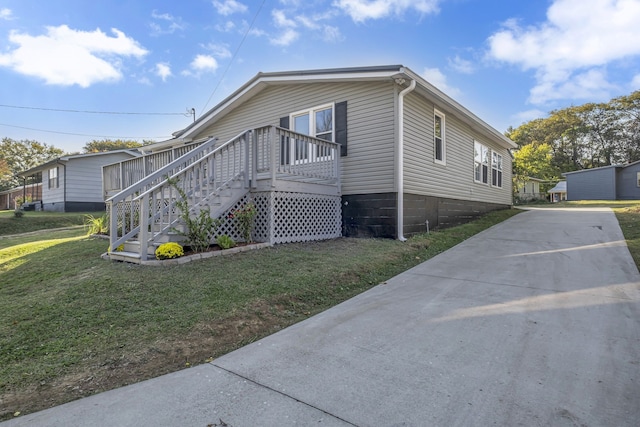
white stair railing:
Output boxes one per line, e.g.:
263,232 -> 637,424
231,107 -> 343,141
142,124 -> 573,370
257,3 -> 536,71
107,132 -> 251,259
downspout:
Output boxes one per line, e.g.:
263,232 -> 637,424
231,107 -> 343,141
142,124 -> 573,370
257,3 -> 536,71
57,161 -> 67,212
396,78 -> 416,241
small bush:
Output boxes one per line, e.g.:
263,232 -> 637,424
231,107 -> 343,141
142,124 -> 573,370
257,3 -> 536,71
216,234 -> 236,250
84,213 -> 109,235
13,210 -> 24,218
229,201 -> 256,243
155,242 -> 184,260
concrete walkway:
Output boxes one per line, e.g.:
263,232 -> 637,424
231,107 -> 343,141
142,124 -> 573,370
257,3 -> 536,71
3,208 -> 639,426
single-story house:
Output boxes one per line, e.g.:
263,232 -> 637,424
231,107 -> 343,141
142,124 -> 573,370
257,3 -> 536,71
547,181 -> 567,203
20,150 -> 140,212
563,160 -> 640,201
104,65 -> 517,261
0,182 -> 42,210
515,177 -> 546,202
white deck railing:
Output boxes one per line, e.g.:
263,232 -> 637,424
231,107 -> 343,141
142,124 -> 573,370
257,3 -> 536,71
102,141 -> 204,197
106,126 -> 340,260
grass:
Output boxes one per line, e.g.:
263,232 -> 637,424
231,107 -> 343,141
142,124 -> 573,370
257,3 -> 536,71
0,208 -> 521,420
0,210 -> 104,236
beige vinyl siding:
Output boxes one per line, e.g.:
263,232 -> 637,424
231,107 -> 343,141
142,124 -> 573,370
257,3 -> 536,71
403,91 -> 512,205
189,81 -> 397,195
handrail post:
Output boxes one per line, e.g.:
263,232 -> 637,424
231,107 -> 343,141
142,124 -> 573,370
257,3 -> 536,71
270,126 -> 277,187
119,162 -> 125,194
108,200 -> 117,252
244,130 -> 251,189
139,193 -> 149,261
252,128 -> 258,189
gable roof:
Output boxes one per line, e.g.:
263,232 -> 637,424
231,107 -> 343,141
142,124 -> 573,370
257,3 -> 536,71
548,181 -> 567,193
18,149 -> 141,177
174,65 -> 517,150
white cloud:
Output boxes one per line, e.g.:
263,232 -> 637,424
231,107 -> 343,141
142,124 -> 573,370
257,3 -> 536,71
0,8 -> 13,20
448,55 -> 474,74
270,10 -> 299,46
273,9 -> 297,27
155,63 -> 172,82
150,10 -> 186,35
270,28 -> 299,46
0,25 -> 147,87
334,0 -> 440,23
182,54 -> 218,77
213,0 -> 248,16
487,0 -> 640,104
204,43 -> 232,59
321,25 -> 343,43
511,109 -> 548,126
632,74 -> 640,89
422,67 -> 460,97
216,21 -> 236,32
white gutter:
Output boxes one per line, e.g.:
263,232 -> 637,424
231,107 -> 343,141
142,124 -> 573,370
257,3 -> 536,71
396,78 -> 416,241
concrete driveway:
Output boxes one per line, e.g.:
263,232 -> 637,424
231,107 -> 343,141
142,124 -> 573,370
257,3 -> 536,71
3,207 -> 639,426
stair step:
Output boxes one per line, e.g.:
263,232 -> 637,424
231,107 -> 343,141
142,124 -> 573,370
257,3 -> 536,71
108,251 -> 142,264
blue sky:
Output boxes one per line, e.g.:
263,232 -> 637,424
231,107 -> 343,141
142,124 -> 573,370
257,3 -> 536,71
1,0 -> 639,153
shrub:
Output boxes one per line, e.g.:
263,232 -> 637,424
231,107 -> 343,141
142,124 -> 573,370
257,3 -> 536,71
13,210 -> 24,218
155,242 -> 184,260
229,201 -> 256,243
168,178 -> 222,253
84,213 -> 109,235
216,234 -> 236,250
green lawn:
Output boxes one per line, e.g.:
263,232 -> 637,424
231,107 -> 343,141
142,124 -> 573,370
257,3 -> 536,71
0,210 -> 104,236
2,202 -> 639,420
0,208 -> 521,419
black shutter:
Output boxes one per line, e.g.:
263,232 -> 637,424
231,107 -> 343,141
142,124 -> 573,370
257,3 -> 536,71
335,101 -> 347,156
279,116 -> 290,165
279,116 -> 289,129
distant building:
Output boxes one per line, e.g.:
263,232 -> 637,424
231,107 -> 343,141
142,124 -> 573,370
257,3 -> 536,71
563,160 -> 640,201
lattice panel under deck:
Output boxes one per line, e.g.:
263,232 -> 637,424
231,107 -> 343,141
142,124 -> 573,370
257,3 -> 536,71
213,194 -> 253,243
252,191 -> 341,245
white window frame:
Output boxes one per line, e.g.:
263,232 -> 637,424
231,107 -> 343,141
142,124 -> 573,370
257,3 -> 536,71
48,167 -> 59,189
474,141 -> 489,184
491,151 -> 503,188
637,171 -> 640,187
434,109 -> 446,165
290,103 -> 335,164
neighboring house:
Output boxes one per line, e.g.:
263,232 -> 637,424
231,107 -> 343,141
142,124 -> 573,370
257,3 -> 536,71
547,181 -> 567,203
563,160 -> 640,201
20,150 -> 140,212
515,177 -> 546,202
0,182 -> 42,210
104,65 -> 516,262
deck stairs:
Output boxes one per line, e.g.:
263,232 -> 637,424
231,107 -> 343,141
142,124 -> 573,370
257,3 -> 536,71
105,125 -> 342,263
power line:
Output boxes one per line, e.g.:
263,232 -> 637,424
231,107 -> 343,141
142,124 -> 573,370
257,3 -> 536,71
0,103 -> 191,116
199,0 -> 266,116
0,122 -> 171,139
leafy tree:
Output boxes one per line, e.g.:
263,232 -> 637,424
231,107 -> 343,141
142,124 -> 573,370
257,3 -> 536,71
512,143 -> 555,194
83,139 -> 144,153
0,138 -> 64,190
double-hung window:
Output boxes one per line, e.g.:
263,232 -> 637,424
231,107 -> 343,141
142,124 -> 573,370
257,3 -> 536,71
492,152 -> 503,188
48,167 -> 59,189
291,104 -> 334,162
434,110 -> 445,164
474,141 -> 489,184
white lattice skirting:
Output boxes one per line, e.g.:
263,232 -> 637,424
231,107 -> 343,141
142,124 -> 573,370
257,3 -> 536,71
250,191 -> 342,245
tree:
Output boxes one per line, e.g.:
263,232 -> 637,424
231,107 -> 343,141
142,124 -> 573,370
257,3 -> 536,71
0,138 -> 64,190
512,142 -> 556,194
83,139 -> 144,153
